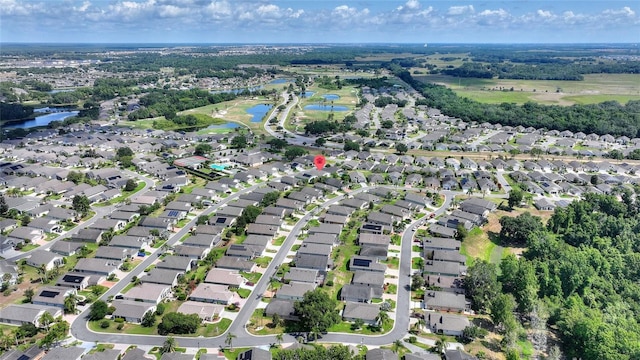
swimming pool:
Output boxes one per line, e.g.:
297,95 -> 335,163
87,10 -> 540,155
210,164 -> 228,171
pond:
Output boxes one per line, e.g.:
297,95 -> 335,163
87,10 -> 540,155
304,105 -> 349,112
206,122 -> 241,130
246,104 -> 273,123
323,94 -> 340,101
299,91 -> 315,98
3,110 -> 79,129
269,78 -> 292,84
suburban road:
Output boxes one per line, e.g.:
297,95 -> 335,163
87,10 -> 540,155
70,181 -> 272,344
5,170 -> 155,262
70,185 -> 454,348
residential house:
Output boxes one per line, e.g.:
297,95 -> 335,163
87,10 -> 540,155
112,300 -> 156,323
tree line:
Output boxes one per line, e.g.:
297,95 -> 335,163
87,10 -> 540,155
440,61 -> 640,81
394,70 -> 640,137
465,193 -> 640,359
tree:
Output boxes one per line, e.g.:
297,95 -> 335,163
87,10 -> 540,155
194,143 -> 212,156
395,143 -> 408,155
464,260 -> 499,313
392,339 -> 403,353
225,332 -> 236,350
271,313 -> 281,327
490,293 -> 517,330
72,195 -> 91,217
89,300 -> 109,321
196,215 -> 209,225
20,214 -> 31,227
116,147 -> 134,158
315,137 -> 326,147
124,179 -> 137,192
411,272 -> 425,290
351,318 -> 364,330
343,140 -> 360,152
294,288 -> 340,334
435,336 -> 448,354
381,120 -> 394,128
64,294 -> 77,314
507,189 -> 524,209
158,312 -> 200,335
230,134 -> 247,149
24,288 -> 34,302
455,223 -> 468,241
376,310 -> 390,327
260,191 -> 280,207
275,332 -> 283,347
267,138 -> 288,151
0,195 -> 7,216
499,212 -> 543,246
141,311 -> 156,327
284,146 -> 307,161
39,311 -> 55,331
161,337 -> 177,354
40,320 -> 69,349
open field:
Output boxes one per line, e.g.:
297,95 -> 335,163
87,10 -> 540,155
415,73 -> 640,105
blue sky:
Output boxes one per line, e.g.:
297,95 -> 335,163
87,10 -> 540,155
1,0 -> 638,43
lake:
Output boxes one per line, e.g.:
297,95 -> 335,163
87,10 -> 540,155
304,105 -> 349,111
3,110 -> 79,129
323,94 -> 340,100
246,104 -> 273,123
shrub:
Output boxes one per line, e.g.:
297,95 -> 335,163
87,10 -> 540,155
156,303 -> 166,315
116,323 -> 124,330
114,317 -> 125,323
100,320 -> 110,329
325,280 -> 334,287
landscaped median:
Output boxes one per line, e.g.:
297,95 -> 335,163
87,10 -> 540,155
88,316 -> 231,337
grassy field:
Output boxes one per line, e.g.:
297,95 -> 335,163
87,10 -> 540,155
415,73 -> 640,106
119,95 -> 277,136
183,96 -> 276,136
287,85 -> 359,132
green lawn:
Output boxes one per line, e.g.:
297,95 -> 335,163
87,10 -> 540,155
272,236 -> 286,246
236,288 -> 251,299
241,272 -> 262,284
254,256 -> 272,268
327,319 -> 394,335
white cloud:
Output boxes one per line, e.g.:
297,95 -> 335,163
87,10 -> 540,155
537,9 -> 553,18
0,0 -> 45,16
448,5 -> 474,16
206,0 -> 231,19
159,4 -> 187,17
603,6 -> 635,17
74,1 -> 91,12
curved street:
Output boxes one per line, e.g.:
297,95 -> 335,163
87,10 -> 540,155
70,184 -> 454,348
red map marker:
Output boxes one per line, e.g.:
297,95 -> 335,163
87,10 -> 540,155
314,155 -> 326,170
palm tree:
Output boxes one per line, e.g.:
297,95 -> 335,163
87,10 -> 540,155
392,339 -> 403,353
275,333 -> 283,347
39,311 -> 55,331
435,336 -> 448,355
64,294 -> 77,314
38,264 -> 48,284
225,332 -> 236,350
161,337 -> 177,354
376,310 -> 390,328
